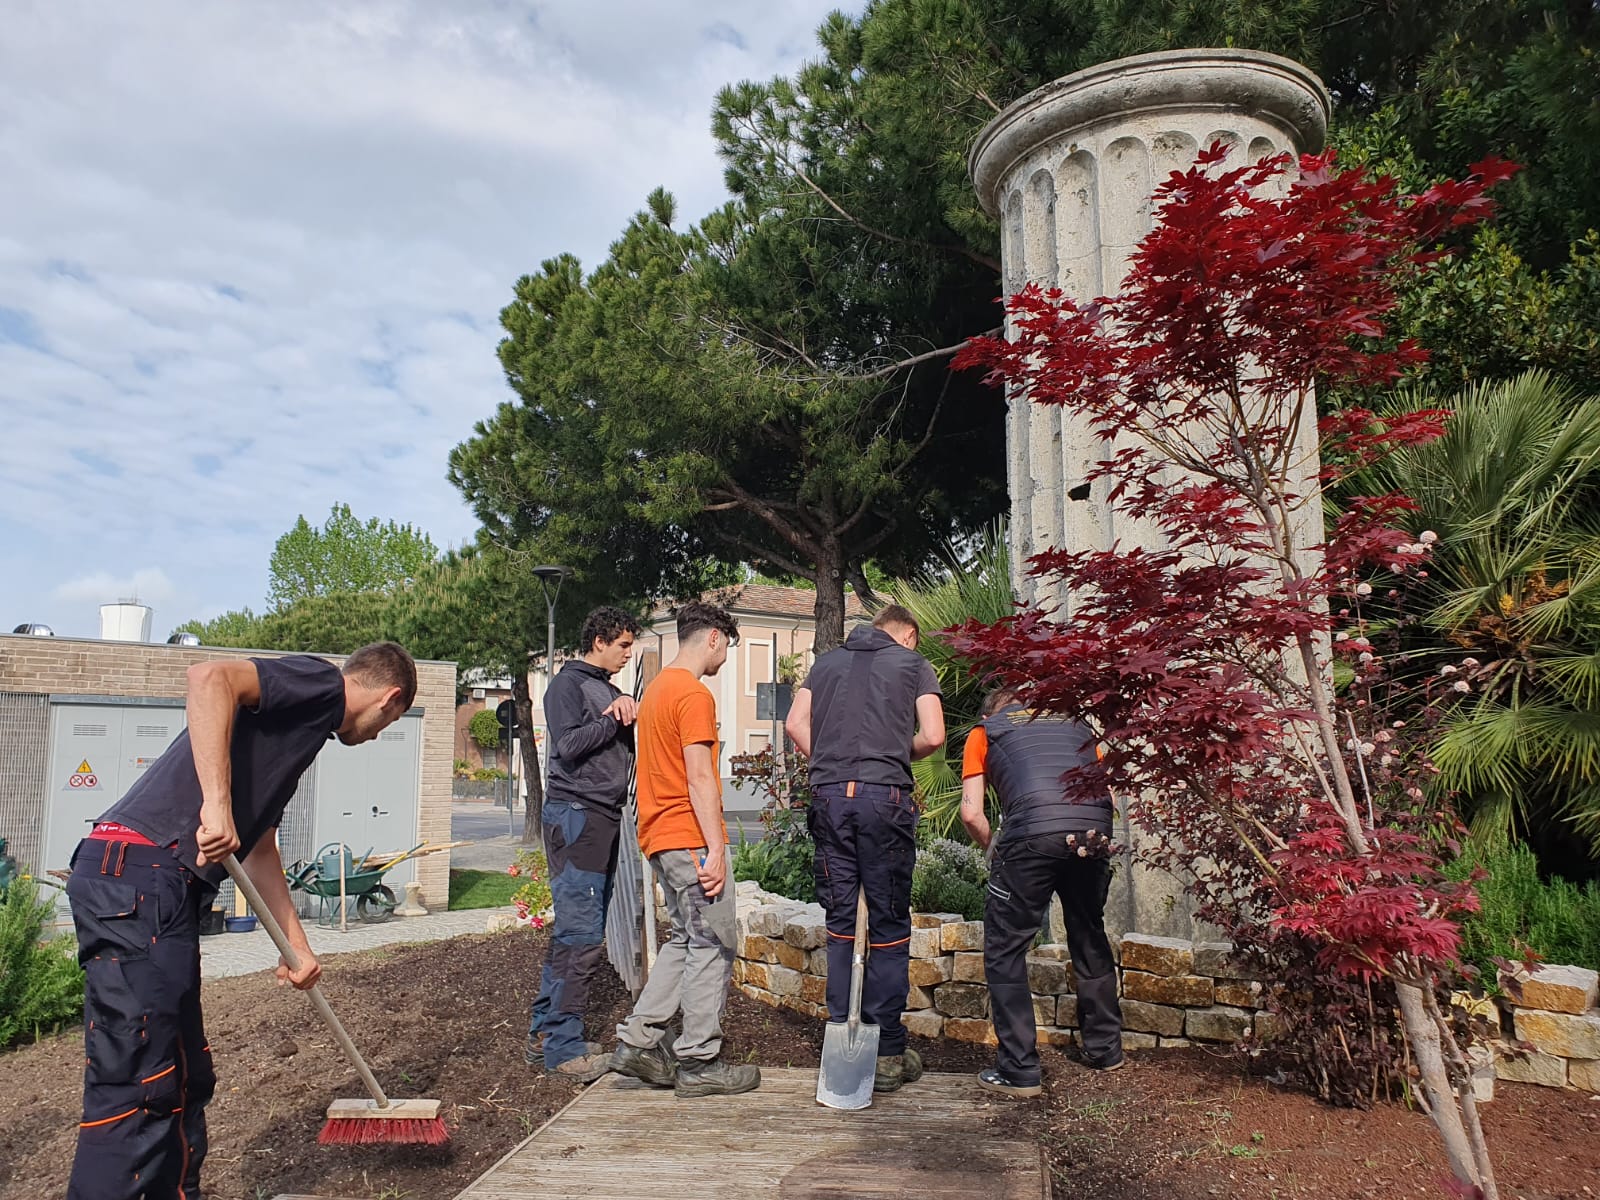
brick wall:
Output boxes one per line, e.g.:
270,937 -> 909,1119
0,635 -> 456,909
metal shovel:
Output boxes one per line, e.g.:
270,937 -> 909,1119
816,887 -> 878,1109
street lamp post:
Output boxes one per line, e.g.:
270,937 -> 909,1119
531,565 -> 571,828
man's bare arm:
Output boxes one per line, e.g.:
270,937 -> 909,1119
783,687 -> 813,757
910,693 -> 945,760
683,741 -> 728,897
960,774 -> 992,850
188,660 -> 262,865
241,836 -> 321,990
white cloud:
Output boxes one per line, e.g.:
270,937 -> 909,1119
54,568 -> 177,606
0,0 -> 854,639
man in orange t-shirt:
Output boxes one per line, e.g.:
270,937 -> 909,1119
610,601 -> 761,1098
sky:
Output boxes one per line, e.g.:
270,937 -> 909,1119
0,0 -> 856,640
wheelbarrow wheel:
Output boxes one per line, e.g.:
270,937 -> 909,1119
357,884 -> 397,923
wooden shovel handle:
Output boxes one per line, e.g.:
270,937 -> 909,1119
222,854 -> 391,1109
846,886 -> 869,1028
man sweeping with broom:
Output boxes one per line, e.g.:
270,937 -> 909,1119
64,643 -> 418,1200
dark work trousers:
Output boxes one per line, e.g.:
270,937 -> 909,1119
808,783 -> 917,1055
985,834 -> 1122,1084
65,838 -> 216,1200
528,799 -> 620,1068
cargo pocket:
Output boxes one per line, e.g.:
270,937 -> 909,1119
138,1059 -> 182,1117
68,874 -> 151,961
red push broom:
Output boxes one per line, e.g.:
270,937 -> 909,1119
223,854 -> 449,1146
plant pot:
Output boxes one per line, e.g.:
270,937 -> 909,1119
200,907 -> 226,936
224,915 -> 258,933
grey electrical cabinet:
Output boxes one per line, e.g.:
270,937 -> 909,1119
41,698 -> 186,880
309,713 -> 422,894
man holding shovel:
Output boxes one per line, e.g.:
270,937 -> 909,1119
525,605 -> 643,1082
785,605 -> 944,1095
63,642 -> 416,1200
609,601 -> 760,1097
959,686 -> 1124,1097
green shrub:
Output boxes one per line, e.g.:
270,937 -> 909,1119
468,708 -> 502,749
0,877 -> 84,1048
730,750 -> 816,902
911,837 -> 988,921
1446,843 -> 1600,977
470,766 -> 509,781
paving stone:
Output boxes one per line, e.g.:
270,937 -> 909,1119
1120,933 -> 1194,977
1519,964 -> 1599,1015
1038,1026 -> 1077,1047
1033,995 -> 1056,1027
902,1010 -> 945,1039
1515,1009 -> 1600,1060
945,1017 -> 998,1046
909,926 -> 943,959
905,984 -> 936,1010
1123,971 -> 1214,1007
952,952 -> 986,983
809,948 -> 830,974
1493,1044 -> 1568,1088
1120,998 -> 1184,1036
1185,1005 -> 1253,1043
934,982 -> 990,1019
772,940 -> 810,971
1121,1031 -> 1158,1050
782,907 -> 828,949
907,956 -> 954,987
742,962 -> 771,990
767,965 -> 804,998
941,921 -> 985,952
1026,956 -> 1072,994
800,973 -> 828,1005
200,907 -> 518,979
1568,1058 -> 1600,1093
1056,995 -> 1078,1028
1191,940 -> 1236,977
1215,980 -> 1265,1009
1158,1037 -> 1192,1049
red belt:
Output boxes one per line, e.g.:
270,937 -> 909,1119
89,822 -> 158,847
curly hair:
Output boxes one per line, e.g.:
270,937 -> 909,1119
675,601 -> 739,645
579,606 -> 644,655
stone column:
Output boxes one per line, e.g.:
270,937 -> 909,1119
968,50 -> 1331,938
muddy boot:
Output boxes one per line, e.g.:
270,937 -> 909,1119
550,1050 -> 613,1084
611,1042 -> 679,1088
674,1058 -> 761,1098
873,1047 -> 923,1093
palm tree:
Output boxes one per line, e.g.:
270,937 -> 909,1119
892,522 -> 1014,836
1348,371 -> 1600,873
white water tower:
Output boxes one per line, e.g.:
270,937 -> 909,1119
100,600 -> 153,642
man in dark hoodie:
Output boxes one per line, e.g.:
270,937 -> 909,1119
526,605 -> 643,1081
784,604 -> 944,1092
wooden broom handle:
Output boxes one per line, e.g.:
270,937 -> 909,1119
222,854 -> 392,1109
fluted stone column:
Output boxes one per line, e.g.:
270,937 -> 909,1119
969,50 -> 1332,938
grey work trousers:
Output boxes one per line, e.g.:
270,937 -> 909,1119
615,847 -> 737,1063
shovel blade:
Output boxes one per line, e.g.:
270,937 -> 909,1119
815,1018 -> 880,1110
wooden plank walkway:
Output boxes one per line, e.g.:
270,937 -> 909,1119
454,1068 -> 1050,1199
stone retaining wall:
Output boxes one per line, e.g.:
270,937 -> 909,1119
731,883 -> 1600,1094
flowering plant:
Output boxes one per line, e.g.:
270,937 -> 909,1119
948,145 -> 1516,1197
507,848 -> 552,929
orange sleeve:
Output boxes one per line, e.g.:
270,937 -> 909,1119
961,725 -> 988,778
677,683 -> 718,747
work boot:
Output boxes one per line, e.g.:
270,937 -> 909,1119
976,1067 -> 1043,1098
550,1050 -> 613,1084
674,1058 -> 761,1098
527,1035 -> 599,1066
611,1041 -> 680,1088
873,1047 -> 924,1093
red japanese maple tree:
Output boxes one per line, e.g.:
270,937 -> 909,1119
948,146 -> 1516,1198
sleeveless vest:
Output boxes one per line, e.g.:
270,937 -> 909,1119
983,705 -> 1112,841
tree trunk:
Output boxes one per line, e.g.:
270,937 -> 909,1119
1395,979 -> 1499,1199
813,548 -> 848,651
513,671 -> 545,845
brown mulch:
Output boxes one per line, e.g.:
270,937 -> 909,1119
0,929 -> 1595,1200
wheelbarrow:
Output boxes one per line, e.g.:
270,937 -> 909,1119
286,842 -> 406,926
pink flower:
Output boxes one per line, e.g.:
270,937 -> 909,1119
1420,530 -> 1438,545
1452,680 -> 1471,693
1355,582 -> 1373,597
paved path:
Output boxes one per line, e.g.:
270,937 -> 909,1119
200,905 -> 514,978
451,801 -> 529,871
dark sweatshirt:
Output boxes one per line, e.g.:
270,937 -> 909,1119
544,659 -> 634,815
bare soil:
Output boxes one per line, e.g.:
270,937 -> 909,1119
1,930 -> 1595,1200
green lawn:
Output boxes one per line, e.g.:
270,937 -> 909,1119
448,868 -> 519,910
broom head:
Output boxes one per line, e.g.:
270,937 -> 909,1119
318,1097 -> 449,1146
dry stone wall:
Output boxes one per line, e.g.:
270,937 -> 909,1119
731,883 -> 1600,1094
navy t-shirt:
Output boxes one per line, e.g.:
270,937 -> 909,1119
803,626 -> 942,789
99,655 -> 347,885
